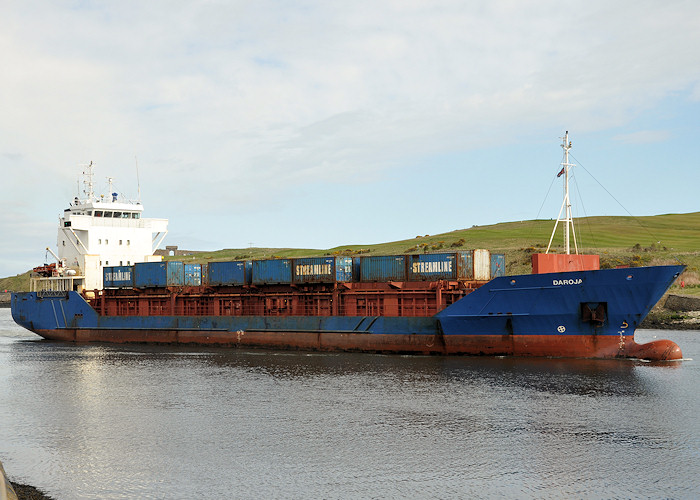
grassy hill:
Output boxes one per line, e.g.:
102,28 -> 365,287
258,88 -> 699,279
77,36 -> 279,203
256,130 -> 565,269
0,272 -> 31,293
4,212 -> 699,294
173,212 -> 700,292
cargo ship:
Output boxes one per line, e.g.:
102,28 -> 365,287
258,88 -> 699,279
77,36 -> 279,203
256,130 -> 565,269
11,136 -> 685,360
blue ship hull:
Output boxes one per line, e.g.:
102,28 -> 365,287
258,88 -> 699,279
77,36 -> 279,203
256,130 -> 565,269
12,265 -> 684,360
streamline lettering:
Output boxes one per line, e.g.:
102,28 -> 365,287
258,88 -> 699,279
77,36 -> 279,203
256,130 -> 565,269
552,278 -> 583,286
105,270 -> 132,281
295,264 -> 332,276
412,261 -> 453,274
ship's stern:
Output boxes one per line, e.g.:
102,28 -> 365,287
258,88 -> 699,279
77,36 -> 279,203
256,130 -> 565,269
11,291 -> 98,340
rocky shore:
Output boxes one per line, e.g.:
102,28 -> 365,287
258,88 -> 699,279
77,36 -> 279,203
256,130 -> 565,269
640,294 -> 700,331
640,313 -> 700,330
9,481 -> 55,500
2,459 -> 54,500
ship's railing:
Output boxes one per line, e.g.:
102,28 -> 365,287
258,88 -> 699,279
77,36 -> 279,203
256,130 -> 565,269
37,290 -> 69,298
30,276 -> 85,293
91,285 -> 479,317
66,215 -> 168,231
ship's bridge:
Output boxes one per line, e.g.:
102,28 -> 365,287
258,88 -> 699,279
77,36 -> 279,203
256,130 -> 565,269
64,197 -> 143,216
31,162 -> 168,293
50,168 -> 168,290
62,201 -> 145,229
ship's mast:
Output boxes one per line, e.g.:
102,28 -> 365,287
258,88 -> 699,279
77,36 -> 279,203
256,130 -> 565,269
81,161 -> 95,203
546,131 -> 578,255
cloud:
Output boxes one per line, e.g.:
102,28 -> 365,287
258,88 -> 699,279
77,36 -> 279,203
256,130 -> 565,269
6,1 -> 698,172
1,0 -> 700,276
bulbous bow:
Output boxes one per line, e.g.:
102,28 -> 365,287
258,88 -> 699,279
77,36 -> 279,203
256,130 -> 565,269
625,339 -> 683,361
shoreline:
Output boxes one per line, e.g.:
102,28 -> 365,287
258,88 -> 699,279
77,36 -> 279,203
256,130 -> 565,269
2,459 -> 54,500
10,481 -> 55,500
639,317 -> 700,331
641,296 -> 700,331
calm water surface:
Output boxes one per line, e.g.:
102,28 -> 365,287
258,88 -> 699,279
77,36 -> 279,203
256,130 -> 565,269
1,308 -> 699,499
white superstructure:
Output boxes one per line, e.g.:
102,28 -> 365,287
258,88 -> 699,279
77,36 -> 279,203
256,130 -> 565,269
33,162 -> 168,292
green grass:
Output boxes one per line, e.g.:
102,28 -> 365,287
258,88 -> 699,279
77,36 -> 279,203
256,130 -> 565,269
6,212 -> 700,292
0,272 -> 31,293
171,211 -> 700,281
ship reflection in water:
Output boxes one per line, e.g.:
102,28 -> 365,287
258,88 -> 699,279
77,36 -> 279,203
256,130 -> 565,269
1,311 -> 698,499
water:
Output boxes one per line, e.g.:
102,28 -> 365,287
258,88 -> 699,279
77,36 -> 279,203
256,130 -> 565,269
1,308 -> 699,499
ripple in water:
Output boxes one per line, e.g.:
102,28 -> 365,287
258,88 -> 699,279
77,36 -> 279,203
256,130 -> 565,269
1,311 -> 699,499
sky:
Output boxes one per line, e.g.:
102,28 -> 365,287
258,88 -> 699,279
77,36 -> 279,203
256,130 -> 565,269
2,0 -> 699,277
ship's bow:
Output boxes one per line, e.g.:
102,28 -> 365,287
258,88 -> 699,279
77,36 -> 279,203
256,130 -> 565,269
437,264 -> 685,360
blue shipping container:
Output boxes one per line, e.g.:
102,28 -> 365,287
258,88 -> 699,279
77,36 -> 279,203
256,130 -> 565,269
352,257 -> 361,282
407,253 -> 457,281
184,264 -> 202,286
457,250 -> 474,280
134,261 -> 185,288
103,265 -> 133,288
167,261 -> 185,286
490,253 -> 506,278
335,256 -> 353,282
292,256 -> 353,283
252,259 -> 292,285
134,262 -> 166,287
200,263 -> 209,285
208,261 -> 251,286
360,255 -> 407,282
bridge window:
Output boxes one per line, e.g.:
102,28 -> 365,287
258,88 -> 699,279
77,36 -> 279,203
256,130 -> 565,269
94,211 -> 103,217
113,212 -> 122,218
104,211 -> 113,217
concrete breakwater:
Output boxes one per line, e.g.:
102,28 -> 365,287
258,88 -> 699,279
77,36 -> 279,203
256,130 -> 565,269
665,294 -> 700,312
640,294 -> 700,330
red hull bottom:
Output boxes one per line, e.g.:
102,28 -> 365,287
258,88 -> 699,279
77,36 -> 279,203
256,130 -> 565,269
35,329 -> 683,361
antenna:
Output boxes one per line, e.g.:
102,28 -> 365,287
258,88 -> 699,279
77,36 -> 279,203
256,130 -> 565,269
135,156 -> 141,202
546,131 -> 578,255
107,177 -> 116,202
82,161 -> 95,202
